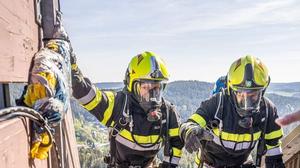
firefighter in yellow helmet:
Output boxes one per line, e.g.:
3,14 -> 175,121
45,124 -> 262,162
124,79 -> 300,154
72,51 -> 183,167
180,55 -> 285,168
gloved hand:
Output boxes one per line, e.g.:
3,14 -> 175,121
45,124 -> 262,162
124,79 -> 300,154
265,155 -> 285,168
34,98 -> 64,127
70,51 -> 85,87
184,125 -> 213,153
30,132 -> 53,159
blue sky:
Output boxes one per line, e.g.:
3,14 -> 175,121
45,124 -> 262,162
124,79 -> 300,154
61,0 -> 300,83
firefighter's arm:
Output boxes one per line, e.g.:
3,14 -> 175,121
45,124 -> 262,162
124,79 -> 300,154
264,106 -> 285,168
161,105 -> 183,167
179,96 -> 216,153
71,54 -> 117,127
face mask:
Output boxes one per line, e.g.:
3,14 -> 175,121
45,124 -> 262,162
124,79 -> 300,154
232,89 -> 263,117
133,80 -> 166,122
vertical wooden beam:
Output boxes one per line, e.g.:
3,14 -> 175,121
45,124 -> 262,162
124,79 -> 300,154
0,84 -> 4,108
40,0 -> 60,40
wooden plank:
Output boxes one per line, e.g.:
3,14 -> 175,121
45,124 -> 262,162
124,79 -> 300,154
282,125 -> 300,163
0,118 -> 48,168
0,84 -> 4,108
0,0 -> 39,83
50,108 -> 81,168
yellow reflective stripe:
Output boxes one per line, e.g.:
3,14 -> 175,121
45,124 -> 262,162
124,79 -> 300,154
83,88 -> 102,111
265,129 -> 283,140
172,147 -> 182,157
190,113 -> 206,127
212,128 -> 261,142
100,91 -> 115,125
119,129 -> 162,144
169,128 -> 179,137
195,151 -> 201,165
110,120 -> 115,127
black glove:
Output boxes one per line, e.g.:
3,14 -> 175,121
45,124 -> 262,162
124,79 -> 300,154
265,154 -> 285,168
184,125 -> 213,153
70,52 -> 84,87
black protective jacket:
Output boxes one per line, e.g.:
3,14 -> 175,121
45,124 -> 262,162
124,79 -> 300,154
73,77 -> 183,167
180,92 -> 284,167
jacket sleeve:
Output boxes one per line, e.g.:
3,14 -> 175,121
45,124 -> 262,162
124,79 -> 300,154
162,104 -> 184,167
72,70 -> 118,127
264,102 -> 284,167
180,95 -> 218,141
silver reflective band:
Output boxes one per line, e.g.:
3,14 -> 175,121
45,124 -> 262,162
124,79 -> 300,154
266,147 -> 282,156
163,156 -> 180,164
115,134 -> 161,151
212,134 -> 257,150
78,85 -> 97,104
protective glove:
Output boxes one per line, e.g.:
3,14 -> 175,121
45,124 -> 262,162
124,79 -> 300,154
265,154 -> 285,168
30,132 -> 52,159
34,98 -> 64,127
184,125 -> 213,153
70,52 -> 85,86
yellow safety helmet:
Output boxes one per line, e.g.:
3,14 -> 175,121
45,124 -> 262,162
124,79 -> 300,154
124,51 -> 170,92
227,55 -> 270,92
227,55 -> 270,118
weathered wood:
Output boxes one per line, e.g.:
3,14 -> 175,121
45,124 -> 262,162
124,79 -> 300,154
282,124 -> 300,168
0,84 -> 4,108
282,125 -> 300,168
41,0 -> 60,40
50,108 -> 81,168
0,0 -> 39,83
0,118 -> 48,168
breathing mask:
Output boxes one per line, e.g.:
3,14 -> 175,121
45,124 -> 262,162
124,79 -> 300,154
133,80 -> 166,122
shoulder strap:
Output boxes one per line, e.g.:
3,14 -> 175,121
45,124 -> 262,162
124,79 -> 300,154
110,91 -> 130,137
210,89 -> 225,129
106,92 -> 129,166
162,98 -> 172,161
255,97 -> 269,167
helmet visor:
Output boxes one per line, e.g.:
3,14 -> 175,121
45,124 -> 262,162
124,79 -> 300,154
233,89 -> 263,116
133,80 -> 165,104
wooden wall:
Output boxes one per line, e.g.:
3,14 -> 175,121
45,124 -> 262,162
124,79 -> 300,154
0,0 -> 39,83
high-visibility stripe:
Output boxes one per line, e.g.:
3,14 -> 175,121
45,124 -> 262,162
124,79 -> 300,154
163,156 -> 180,165
190,113 -> 206,127
212,128 -> 261,142
212,132 -> 257,151
110,120 -> 115,127
77,85 -> 96,105
118,129 -> 163,144
100,91 -> 115,125
169,128 -> 179,137
115,135 -> 161,151
265,129 -> 283,140
266,146 -> 282,156
195,151 -> 201,165
172,147 -> 182,157
83,88 -> 102,111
